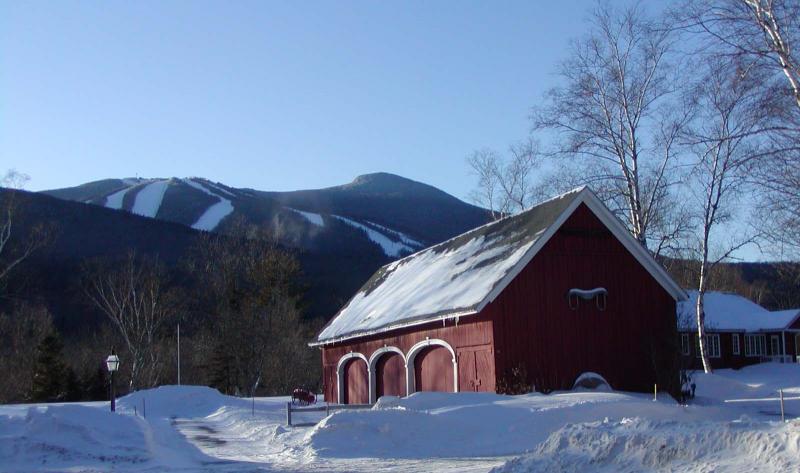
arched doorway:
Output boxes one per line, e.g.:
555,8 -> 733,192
375,351 -> 406,399
414,345 -> 455,393
336,353 -> 369,404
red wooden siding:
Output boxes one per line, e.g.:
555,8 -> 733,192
489,203 -> 676,393
414,346 -> 454,392
376,353 -> 405,398
320,313 -> 494,403
344,358 -> 369,404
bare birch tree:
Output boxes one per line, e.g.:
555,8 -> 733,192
676,0 -> 800,255
0,171 -> 49,289
466,138 -> 543,219
84,252 -> 176,390
531,3 -> 691,254
683,59 -> 770,373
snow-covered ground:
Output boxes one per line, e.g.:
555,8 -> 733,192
1,364 -> 799,472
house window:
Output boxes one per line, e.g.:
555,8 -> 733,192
744,334 -> 767,357
681,334 -> 690,356
732,334 -> 740,355
695,334 -> 721,358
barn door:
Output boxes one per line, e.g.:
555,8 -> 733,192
414,346 -> 454,392
343,358 -> 369,404
457,345 -> 494,392
376,352 -> 406,398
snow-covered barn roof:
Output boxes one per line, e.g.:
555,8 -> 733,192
313,187 -> 687,346
678,291 -> 800,332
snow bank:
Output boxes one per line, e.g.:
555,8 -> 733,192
301,391 -> 703,459
492,417 -> 800,473
118,385 -> 232,419
691,363 -> 800,402
0,404 -> 151,470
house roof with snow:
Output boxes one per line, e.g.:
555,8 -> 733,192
313,187 -> 687,346
678,291 -> 800,332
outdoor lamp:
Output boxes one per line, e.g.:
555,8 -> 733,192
106,349 -> 119,412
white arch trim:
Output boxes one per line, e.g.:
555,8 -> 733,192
336,352 -> 369,404
405,338 -> 458,395
368,346 -> 406,403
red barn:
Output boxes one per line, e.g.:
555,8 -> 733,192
311,187 -> 686,403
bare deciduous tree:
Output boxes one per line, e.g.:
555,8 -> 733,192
187,223 -> 317,396
84,252 -> 176,390
532,3 -> 690,254
676,0 -> 800,256
0,171 -> 49,289
683,59 -> 769,373
466,138 -> 543,219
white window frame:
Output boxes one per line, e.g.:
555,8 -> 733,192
695,334 -> 721,358
732,334 -> 740,355
681,333 -> 690,356
744,334 -> 767,357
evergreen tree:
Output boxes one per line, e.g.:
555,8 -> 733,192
81,366 -> 108,401
29,333 -> 69,402
63,367 -> 82,402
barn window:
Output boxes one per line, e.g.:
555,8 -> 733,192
680,334 -> 690,356
744,334 -> 766,357
694,334 -> 720,358
567,288 -> 607,311
732,334 -> 740,355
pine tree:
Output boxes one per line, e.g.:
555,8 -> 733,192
29,333 -> 69,402
81,366 -> 108,401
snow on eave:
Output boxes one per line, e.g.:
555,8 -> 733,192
309,308 -> 478,347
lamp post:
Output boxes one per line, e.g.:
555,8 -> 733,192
106,350 -> 120,412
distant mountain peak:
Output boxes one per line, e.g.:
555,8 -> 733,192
342,172 -> 448,198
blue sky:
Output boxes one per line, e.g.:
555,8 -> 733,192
1,0 -> 604,200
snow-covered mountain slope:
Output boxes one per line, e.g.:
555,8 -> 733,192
42,173 -> 489,259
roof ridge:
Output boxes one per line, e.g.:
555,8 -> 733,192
372,186 -> 588,271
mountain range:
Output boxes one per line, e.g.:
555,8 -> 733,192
3,173 -> 490,330
43,173 -> 489,259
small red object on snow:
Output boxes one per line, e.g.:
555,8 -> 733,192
291,387 -> 316,406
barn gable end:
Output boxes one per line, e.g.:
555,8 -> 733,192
487,203 -> 677,393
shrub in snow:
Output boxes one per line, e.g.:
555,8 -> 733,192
497,364 -> 533,395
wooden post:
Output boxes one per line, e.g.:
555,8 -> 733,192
286,402 -> 292,426
143,398 -> 146,419
780,389 -> 785,422
325,402 -> 330,417
653,384 -> 657,402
